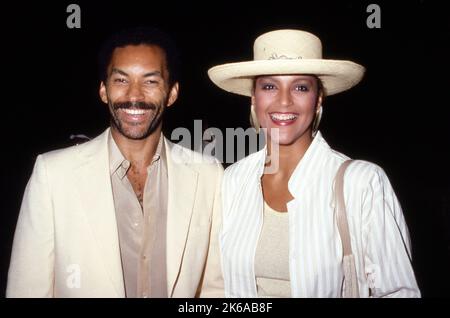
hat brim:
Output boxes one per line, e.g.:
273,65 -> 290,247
208,59 -> 365,96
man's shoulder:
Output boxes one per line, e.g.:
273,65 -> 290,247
38,130 -> 107,169
38,144 -> 81,167
166,138 -> 222,169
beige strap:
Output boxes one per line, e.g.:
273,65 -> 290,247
334,160 -> 360,298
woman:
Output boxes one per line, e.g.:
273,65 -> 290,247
208,29 -> 420,297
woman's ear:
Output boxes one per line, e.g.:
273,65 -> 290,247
316,91 -> 323,110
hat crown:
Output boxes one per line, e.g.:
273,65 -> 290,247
253,30 -> 322,61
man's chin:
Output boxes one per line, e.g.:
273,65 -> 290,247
111,116 -> 162,140
121,129 -> 153,140
111,123 -> 152,140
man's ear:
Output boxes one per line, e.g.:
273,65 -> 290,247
167,82 -> 179,107
99,81 -> 108,104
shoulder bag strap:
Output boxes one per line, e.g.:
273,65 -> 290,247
334,159 -> 360,298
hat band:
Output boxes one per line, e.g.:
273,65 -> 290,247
267,53 -> 303,60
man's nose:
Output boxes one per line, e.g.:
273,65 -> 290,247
126,83 -> 145,102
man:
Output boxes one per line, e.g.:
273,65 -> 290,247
7,27 -> 223,297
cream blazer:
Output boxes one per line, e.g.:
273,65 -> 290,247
221,132 -> 420,297
7,128 -> 224,298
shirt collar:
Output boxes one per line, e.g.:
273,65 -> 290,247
148,135 -> 165,172
254,131 -> 330,194
108,132 -> 166,179
108,132 -> 129,179
287,131 -> 330,195
152,134 -> 164,163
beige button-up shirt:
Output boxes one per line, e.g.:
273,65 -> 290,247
109,132 -> 168,298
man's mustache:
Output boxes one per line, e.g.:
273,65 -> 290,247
113,101 -> 156,110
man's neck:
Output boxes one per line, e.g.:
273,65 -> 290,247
111,126 -> 162,169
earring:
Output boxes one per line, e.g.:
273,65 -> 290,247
250,104 -> 260,133
312,106 -> 323,137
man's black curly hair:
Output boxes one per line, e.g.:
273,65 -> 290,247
98,26 -> 180,86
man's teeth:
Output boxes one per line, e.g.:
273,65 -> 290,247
270,113 -> 298,121
122,109 -> 147,115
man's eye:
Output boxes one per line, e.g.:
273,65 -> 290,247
145,80 -> 159,85
295,85 -> 309,92
262,84 -> 276,90
113,78 -> 127,84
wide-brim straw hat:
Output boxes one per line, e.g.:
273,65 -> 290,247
208,29 -> 365,96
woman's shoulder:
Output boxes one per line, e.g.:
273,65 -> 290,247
224,149 -> 264,176
222,149 -> 265,193
342,158 -> 393,193
326,145 -> 390,187
347,159 -> 385,175
327,146 -> 385,176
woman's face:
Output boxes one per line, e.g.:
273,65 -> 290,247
252,75 -> 321,146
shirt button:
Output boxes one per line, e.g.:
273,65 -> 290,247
133,222 -> 139,227
142,294 -> 148,298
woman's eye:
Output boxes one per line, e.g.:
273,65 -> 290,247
262,84 -> 276,90
295,85 -> 309,92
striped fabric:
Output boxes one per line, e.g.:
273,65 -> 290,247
220,131 -> 420,298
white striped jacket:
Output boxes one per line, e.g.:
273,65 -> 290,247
220,132 -> 420,297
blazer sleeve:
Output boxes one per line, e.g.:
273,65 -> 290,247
361,165 -> 420,297
198,162 -> 225,297
6,155 -> 55,297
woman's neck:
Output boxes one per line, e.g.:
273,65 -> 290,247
265,133 -> 313,176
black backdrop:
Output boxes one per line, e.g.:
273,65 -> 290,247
1,0 -> 449,297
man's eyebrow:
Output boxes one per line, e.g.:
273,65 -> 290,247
110,69 -> 162,78
111,68 -> 128,76
143,71 -> 162,77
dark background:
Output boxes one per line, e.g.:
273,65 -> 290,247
1,0 -> 449,297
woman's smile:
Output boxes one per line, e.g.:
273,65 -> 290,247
269,112 -> 299,126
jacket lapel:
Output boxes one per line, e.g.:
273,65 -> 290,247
288,131 -> 329,198
164,139 -> 199,297
74,128 -> 125,297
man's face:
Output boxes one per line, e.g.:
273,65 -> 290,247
99,44 -> 178,140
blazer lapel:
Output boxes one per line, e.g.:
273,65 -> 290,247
164,139 -> 199,297
288,131 -> 329,198
74,129 -> 125,297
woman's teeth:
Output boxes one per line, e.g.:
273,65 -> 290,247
269,113 -> 298,121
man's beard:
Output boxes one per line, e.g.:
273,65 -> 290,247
109,100 -> 165,140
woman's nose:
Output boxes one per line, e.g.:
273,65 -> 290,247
279,87 -> 293,107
